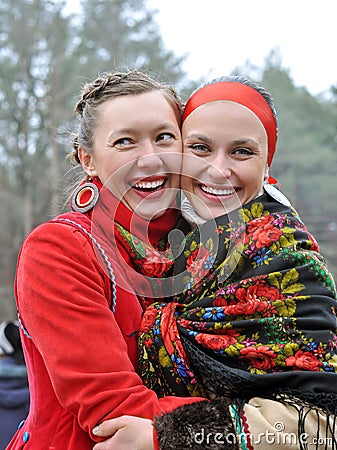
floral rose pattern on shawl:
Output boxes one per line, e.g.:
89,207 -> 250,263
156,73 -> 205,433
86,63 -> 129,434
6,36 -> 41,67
113,222 -> 174,300
138,193 -> 337,404
114,223 -> 174,278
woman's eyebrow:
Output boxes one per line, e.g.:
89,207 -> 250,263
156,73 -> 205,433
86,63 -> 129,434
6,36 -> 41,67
184,133 -> 213,144
232,138 -> 259,146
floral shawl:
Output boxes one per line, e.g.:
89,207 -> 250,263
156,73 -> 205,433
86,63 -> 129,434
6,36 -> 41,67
138,190 -> 337,413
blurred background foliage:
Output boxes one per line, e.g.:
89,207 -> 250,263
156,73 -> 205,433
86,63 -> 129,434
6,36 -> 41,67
0,0 -> 336,319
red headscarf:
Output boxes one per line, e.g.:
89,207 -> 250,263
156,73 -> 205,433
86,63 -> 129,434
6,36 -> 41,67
182,81 -> 277,167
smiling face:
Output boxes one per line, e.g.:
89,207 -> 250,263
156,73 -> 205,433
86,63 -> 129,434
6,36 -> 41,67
79,91 -> 182,220
181,100 -> 269,220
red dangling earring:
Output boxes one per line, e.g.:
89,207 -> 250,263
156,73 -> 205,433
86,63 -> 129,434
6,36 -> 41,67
71,177 -> 100,213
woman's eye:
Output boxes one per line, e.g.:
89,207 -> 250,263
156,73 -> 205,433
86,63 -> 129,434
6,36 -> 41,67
189,143 -> 210,154
113,137 -> 133,147
234,147 -> 254,156
156,132 -> 175,143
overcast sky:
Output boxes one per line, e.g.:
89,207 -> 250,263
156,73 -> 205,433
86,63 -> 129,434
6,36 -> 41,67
146,0 -> 337,96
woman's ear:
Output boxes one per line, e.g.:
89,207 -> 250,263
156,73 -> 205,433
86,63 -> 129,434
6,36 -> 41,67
78,146 -> 97,177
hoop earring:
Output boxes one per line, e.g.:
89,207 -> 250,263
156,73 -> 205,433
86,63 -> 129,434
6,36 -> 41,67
71,181 -> 100,213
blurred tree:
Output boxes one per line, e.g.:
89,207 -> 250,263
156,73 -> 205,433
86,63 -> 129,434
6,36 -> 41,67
0,0 -> 72,232
72,0 -> 189,85
0,0 -> 75,317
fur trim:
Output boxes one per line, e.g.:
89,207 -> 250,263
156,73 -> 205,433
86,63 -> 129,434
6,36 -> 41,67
154,398 -> 239,450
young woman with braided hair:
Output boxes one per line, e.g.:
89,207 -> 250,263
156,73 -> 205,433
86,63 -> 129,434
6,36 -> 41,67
7,69 -> 205,449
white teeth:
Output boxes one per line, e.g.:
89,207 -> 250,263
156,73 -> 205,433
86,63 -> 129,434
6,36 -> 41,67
133,178 -> 165,189
200,185 -> 235,196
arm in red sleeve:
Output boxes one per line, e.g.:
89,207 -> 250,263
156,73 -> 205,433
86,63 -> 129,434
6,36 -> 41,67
16,221 -> 203,440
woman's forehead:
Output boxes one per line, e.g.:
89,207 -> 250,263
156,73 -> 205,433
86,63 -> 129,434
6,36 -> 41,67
182,101 -> 267,132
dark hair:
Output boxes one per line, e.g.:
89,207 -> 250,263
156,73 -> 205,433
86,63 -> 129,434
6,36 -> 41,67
71,69 -> 183,164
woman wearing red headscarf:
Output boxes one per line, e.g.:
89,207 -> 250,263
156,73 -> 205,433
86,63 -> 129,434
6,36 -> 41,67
94,76 -> 337,449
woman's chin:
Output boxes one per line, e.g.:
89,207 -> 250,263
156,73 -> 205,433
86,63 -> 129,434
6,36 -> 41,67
129,192 -> 177,220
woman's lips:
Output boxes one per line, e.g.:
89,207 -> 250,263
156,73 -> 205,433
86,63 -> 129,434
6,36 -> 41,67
130,177 -> 167,198
199,183 -> 236,196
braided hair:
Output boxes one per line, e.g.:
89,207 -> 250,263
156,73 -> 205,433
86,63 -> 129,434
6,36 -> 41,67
70,70 -> 183,165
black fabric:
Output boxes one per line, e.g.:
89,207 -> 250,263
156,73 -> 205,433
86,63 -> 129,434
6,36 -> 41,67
182,337 -> 337,414
139,192 -> 337,412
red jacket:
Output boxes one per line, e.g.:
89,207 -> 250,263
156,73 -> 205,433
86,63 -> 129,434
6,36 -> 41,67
8,190 -> 201,449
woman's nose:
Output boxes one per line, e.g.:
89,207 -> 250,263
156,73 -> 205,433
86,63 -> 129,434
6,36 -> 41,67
136,143 -> 164,170
207,154 -> 232,180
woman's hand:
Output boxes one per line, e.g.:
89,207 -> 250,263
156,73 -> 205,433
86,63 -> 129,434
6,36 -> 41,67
92,415 -> 154,450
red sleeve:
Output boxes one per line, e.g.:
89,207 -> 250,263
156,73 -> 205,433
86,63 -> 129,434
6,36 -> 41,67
15,222 -> 202,440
